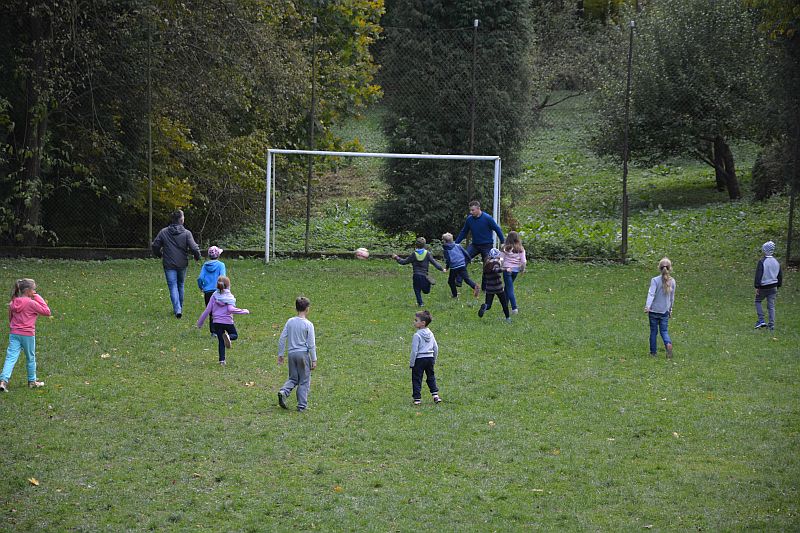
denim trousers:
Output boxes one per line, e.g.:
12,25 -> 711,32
755,287 -> 777,327
164,267 -> 187,315
503,271 -> 519,310
447,267 -> 476,297
648,311 -> 672,354
212,323 -> 238,362
1,334 -> 37,383
411,357 -> 438,400
280,351 -> 313,410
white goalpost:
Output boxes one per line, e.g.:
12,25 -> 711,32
264,149 -> 502,262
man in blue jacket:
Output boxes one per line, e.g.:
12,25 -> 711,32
455,200 -> 505,263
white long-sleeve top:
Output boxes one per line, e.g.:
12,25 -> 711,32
278,316 -> 317,361
645,275 -> 676,314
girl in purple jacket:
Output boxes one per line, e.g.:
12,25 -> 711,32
197,276 -> 249,366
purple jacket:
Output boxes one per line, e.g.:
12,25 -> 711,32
196,290 -> 249,326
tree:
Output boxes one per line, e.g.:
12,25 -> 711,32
374,0 -> 533,238
592,0 -> 774,200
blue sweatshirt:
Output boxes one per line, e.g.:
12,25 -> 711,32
197,260 -> 227,292
455,212 -> 504,246
442,242 -> 469,270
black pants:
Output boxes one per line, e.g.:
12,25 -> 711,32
212,323 -> 238,361
447,267 -> 477,297
411,357 -> 438,400
485,292 -> 510,318
412,274 -> 431,306
203,291 -> 216,334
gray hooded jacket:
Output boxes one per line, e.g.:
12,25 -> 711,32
151,224 -> 201,269
410,327 -> 438,367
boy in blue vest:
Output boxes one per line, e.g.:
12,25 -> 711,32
392,237 -> 444,307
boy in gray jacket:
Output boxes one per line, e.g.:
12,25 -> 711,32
754,240 -> 783,332
409,310 -> 441,405
278,297 -> 317,412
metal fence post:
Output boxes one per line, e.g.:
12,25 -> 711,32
305,16 -> 318,254
621,20 -> 635,262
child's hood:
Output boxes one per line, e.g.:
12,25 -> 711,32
10,297 -> 31,313
416,327 -> 433,342
414,249 -> 428,261
201,260 -> 224,273
442,242 -> 455,250
214,289 -> 236,306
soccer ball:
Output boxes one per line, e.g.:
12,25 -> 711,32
355,247 -> 369,259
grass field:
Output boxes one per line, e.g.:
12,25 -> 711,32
1,255 -> 798,530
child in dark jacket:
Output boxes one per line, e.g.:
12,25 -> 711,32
441,232 -> 480,299
392,237 -> 444,306
754,240 -> 783,332
197,245 -> 227,335
478,248 -> 510,321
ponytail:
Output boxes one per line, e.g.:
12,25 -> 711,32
216,275 -> 230,292
11,278 -> 35,302
658,258 -> 673,296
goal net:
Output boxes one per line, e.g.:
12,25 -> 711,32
264,149 -> 502,262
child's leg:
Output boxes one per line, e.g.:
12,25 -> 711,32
411,361 -> 425,400
485,293 -> 494,310
503,271 -> 517,310
1,334 -> 23,383
658,314 -> 672,348
766,290 -> 777,328
648,313 -> 659,354
204,291 -> 215,334
458,267 -> 477,289
213,324 -> 227,362
412,275 -> 424,306
19,335 -> 37,382
294,352 -> 312,411
227,324 -> 238,342
755,292 -> 766,323
423,359 -> 439,396
447,269 -> 458,297
497,292 -> 510,318
280,351 -> 302,397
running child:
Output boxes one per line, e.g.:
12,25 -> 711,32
441,232 -> 480,299
197,245 -> 227,336
392,237 -> 444,307
1,278 -> 52,392
277,296 -> 317,412
500,230 -> 527,314
409,309 -> 441,405
196,276 -> 249,366
478,248 -> 510,322
644,257 -> 676,358
754,240 -> 782,332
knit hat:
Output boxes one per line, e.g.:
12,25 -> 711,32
762,241 -> 775,256
207,246 -> 223,259
488,248 -> 501,259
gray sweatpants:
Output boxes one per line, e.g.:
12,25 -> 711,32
755,287 -> 778,327
280,351 -> 312,410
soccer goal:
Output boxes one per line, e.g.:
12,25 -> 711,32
264,149 -> 502,262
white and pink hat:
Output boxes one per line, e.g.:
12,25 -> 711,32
207,246 -> 223,259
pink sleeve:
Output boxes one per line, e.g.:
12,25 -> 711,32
197,295 -> 214,327
32,294 -> 52,316
229,305 -> 250,315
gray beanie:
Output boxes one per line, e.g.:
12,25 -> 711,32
762,241 -> 775,256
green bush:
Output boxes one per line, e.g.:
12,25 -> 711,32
751,138 -> 793,200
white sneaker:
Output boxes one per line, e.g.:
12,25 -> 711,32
511,308 -> 519,315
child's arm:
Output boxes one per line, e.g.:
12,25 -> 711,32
433,336 -> 439,362
31,294 -> 51,317
754,259 -> 763,289
277,321 -> 289,363
228,305 -> 250,315
409,333 -> 420,368
393,254 -> 413,265
520,248 -> 527,273
429,255 -> 444,272
196,296 -> 214,327
307,322 -> 317,369
778,264 -> 783,288
644,279 -> 657,312
669,281 -> 676,316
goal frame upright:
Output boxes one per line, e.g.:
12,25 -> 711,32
264,149 -> 502,262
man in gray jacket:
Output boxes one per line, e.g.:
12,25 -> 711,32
151,210 -> 201,318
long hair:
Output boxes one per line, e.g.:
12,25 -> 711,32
503,231 -> 524,254
11,278 -> 35,302
658,257 -> 673,295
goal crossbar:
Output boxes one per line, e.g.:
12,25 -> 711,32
265,149 -> 502,262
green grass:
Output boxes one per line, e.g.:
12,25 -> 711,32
1,257 -> 798,530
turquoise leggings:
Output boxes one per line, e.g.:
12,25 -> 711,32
1,334 -> 38,383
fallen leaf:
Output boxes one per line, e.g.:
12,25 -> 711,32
333,485 -> 343,493
244,381 -> 256,387
532,488 -> 544,492
673,432 -> 680,438
192,473 -> 202,478
28,478 -> 39,486
100,353 -> 110,359
488,420 -> 496,427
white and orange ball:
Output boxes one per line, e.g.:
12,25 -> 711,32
355,247 -> 370,259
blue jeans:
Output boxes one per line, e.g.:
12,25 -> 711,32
503,271 -> 519,310
648,312 -> 672,354
2,334 -> 37,383
755,287 -> 777,327
164,267 -> 187,315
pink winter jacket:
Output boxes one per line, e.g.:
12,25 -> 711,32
9,294 -> 51,336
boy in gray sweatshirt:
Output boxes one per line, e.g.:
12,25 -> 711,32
277,297 -> 317,412
409,310 -> 441,405
754,240 -> 783,332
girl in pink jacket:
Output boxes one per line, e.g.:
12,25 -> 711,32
196,276 -> 249,366
1,278 -> 52,392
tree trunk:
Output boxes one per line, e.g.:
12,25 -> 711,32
714,135 -> 741,200
711,143 -> 726,191
20,12 -> 48,246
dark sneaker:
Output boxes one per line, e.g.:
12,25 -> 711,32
278,391 -> 287,409
222,330 -> 232,348
478,304 -> 486,318
175,313 -> 182,319
754,320 -> 767,329
219,360 -> 226,366
666,343 -> 673,359
768,325 -> 775,333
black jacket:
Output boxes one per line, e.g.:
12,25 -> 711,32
151,224 -> 201,269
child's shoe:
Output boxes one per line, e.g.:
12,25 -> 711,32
511,308 -> 519,315
413,399 -> 421,405
504,317 -> 512,324
665,343 -> 673,359
478,304 -> 486,318
0,381 -> 7,392
433,395 -> 442,404
222,330 -> 232,348
754,320 -> 767,329
473,284 -> 480,298
28,380 -> 45,388
278,391 -> 288,409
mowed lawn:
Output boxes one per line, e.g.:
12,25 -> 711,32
0,257 -> 798,530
